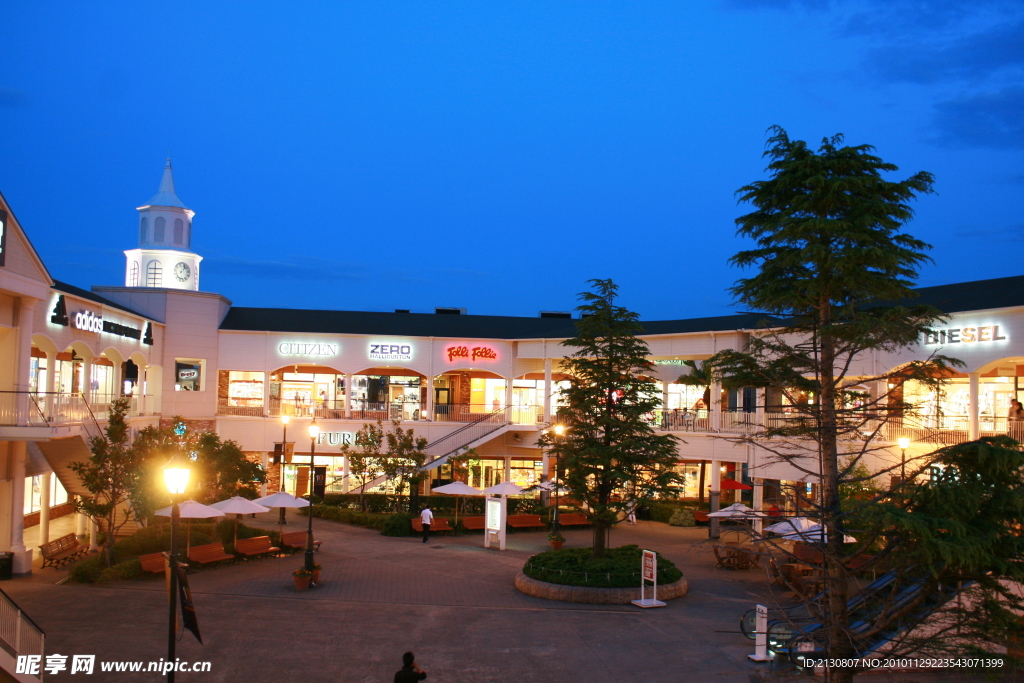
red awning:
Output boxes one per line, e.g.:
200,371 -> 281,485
720,479 -> 752,490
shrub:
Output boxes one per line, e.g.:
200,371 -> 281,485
381,512 -> 413,537
649,500 -> 701,524
321,492 -> 543,516
668,509 -> 695,527
67,554 -> 106,584
522,544 -> 683,588
97,559 -> 143,583
311,505 -> 391,531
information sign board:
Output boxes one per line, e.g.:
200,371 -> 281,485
642,549 -> 656,582
486,498 -> 501,531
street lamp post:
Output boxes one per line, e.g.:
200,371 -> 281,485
163,453 -> 191,683
550,424 -> 565,535
306,418 -> 320,583
898,436 -> 911,480
280,414 -> 290,525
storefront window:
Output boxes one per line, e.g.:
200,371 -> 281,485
175,359 -> 204,391
904,375 -> 1021,431
227,371 -> 264,406
23,476 -> 69,515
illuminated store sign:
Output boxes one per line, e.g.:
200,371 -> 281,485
369,343 -> 413,362
316,432 -> 356,447
445,344 -> 498,363
923,325 -> 1007,345
178,368 -> 200,381
278,342 -> 338,357
653,360 -> 685,366
71,309 -> 144,341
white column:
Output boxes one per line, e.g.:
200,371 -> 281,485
345,375 -> 353,419
968,372 -> 980,441
711,381 -> 722,431
342,455 -> 350,493
661,383 -> 669,428
88,514 -> 99,552
82,355 -> 94,403
504,378 -> 513,416
425,375 -> 434,421
8,443 -> 31,572
38,473 -> 52,545
752,476 -> 764,535
110,360 -> 122,403
543,358 -> 553,422
709,459 -> 722,539
15,298 -> 37,424
76,509 -> 87,541
262,370 -> 271,417
45,350 -> 57,417
503,457 -> 512,484
755,387 -> 766,429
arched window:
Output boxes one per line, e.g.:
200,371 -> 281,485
129,262 -> 140,287
139,217 -> 148,244
146,261 -> 163,287
154,217 -> 165,243
186,221 -> 191,248
173,218 -> 184,244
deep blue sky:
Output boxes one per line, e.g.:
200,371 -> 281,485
2,1 -> 1021,320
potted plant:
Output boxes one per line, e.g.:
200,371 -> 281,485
547,531 -> 565,551
293,567 -> 312,590
311,563 -> 322,583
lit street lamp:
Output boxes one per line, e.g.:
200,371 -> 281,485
306,418 -> 320,584
898,436 -> 911,480
163,452 -> 191,683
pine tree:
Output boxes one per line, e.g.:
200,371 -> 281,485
540,279 -> 681,558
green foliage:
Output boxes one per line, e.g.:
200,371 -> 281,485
339,421 -> 386,511
381,512 -> 413,537
96,559 -> 143,583
311,504 -> 394,532
67,554 -> 107,583
648,500 -> 701,524
668,509 -> 695,527
379,420 -> 429,512
71,398 -> 162,566
675,359 -> 713,408
321,493 -> 542,516
523,545 -> 682,588
539,279 -> 681,557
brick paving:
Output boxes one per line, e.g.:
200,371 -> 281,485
3,515 -> 999,682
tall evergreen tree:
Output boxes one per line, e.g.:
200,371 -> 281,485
714,127 -> 960,681
540,279 -> 681,558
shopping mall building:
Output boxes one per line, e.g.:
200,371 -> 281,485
2,161 -> 1022,573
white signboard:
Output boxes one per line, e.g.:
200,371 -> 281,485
642,549 -> 656,582
369,342 -> 413,362
632,548 -> 666,609
486,498 -> 502,531
278,342 -> 338,357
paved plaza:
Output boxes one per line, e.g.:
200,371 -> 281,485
3,516 -> 1007,682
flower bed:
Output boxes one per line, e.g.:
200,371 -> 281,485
522,545 -> 682,588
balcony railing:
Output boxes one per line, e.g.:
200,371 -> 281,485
0,588 -> 44,681
217,396 -> 265,417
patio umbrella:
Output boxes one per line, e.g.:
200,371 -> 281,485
483,481 -> 524,496
209,496 -> 271,547
154,500 -> 226,554
706,503 -> 766,518
764,517 -> 816,535
777,523 -> 856,544
254,491 -> 311,540
431,481 -> 483,529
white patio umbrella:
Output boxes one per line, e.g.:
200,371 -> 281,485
777,523 -> 856,544
707,503 -> 766,519
209,496 -> 270,547
764,517 -> 816,535
431,481 -> 483,529
154,500 -> 226,554
254,491 -> 311,540
483,481 -> 524,496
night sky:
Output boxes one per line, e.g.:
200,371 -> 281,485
1,1 -> 1021,321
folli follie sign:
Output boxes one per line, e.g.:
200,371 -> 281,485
445,344 -> 499,363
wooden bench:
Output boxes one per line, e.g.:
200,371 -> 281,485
793,542 -> 825,565
234,536 -> 280,559
693,511 -> 710,524
507,514 -> 544,529
714,544 -> 759,570
460,516 -> 486,530
411,518 -> 452,533
557,513 -> 590,526
280,531 -> 322,552
188,542 -> 235,565
138,552 -> 169,574
39,533 -> 87,569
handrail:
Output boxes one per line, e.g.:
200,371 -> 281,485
0,586 -> 45,677
424,407 -> 508,455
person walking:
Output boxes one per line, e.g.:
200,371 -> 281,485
420,506 -> 433,544
626,500 -> 637,525
394,652 -> 427,682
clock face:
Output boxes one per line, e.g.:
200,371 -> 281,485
174,262 -> 191,282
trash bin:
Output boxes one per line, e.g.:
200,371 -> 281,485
0,552 -> 14,580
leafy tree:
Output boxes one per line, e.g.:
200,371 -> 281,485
340,421 -> 386,511
713,127 -> 960,680
675,359 -> 713,410
71,398 -> 159,566
377,420 -> 429,512
539,279 -> 681,558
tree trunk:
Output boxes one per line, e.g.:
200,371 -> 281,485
698,461 -> 706,505
592,519 -> 607,557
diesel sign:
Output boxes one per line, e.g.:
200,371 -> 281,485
923,325 -> 1007,345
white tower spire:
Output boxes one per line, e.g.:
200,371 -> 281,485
124,159 -> 203,290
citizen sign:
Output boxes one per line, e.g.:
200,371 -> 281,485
369,343 -> 413,361
278,342 -> 339,357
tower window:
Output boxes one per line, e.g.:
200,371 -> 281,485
129,262 -> 140,287
140,217 -> 148,244
146,261 -> 163,287
173,218 -> 184,244
154,216 -> 165,243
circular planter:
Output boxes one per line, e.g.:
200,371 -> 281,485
514,571 -> 688,604
293,575 -> 311,590
312,569 -> 321,583
549,541 -> 564,551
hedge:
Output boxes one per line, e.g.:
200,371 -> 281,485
649,500 -> 703,524
320,493 -> 544,516
522,545 -> 683,588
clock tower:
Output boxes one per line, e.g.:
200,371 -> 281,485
124,159 -> 203,291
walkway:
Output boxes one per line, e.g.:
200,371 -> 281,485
2,516 -> 992,682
